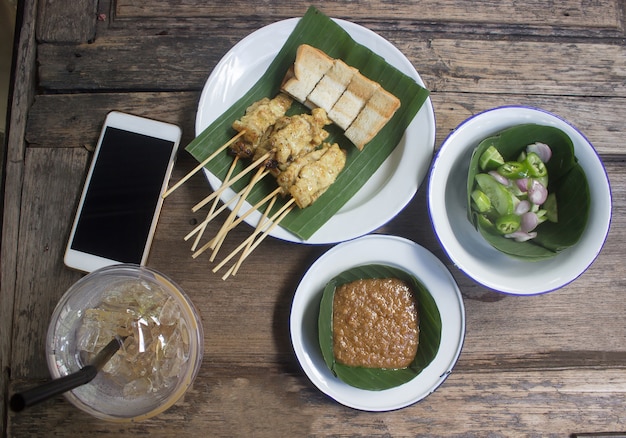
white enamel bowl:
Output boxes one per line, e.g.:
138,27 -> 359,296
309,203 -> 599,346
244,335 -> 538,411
428,106 -> 612,295
290,235 -> 465,411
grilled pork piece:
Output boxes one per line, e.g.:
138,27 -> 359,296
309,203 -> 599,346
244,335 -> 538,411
275,146 -> 327,193
287,142 -> 347,209
230,93 -> 293,159
266,108 -> 332,170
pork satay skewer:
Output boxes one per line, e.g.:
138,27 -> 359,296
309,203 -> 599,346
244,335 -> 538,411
230,94 -> 293,159
175,93 -> 289,209
162,130 -> 246,199
198,142 -> 346,274
194,107 -> 330,244
228,143 -> 346,276
201,109 -> 332,260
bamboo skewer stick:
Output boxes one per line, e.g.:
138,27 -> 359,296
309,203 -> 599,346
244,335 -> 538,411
192,151 -> 271,212
212,197 -> 296,274
184,184 -> 243,242
222,202 -> 295,280
189,156 -> 240,250
221,187 -> 282,233
227,196 -> 288,278
190,187 -> 282,259
162,130 -> 246,199
209,166 -> 269,261
208,155 -> 239,218
229,193 -> 278,276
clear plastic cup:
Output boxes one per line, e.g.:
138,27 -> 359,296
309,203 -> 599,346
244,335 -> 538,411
46,264 -> 203,421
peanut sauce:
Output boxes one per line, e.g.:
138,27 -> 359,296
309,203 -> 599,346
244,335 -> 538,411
332,278 -> 419,369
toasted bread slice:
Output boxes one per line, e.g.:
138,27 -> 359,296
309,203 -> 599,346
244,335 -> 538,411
306,59 -> 357,112
281,44 -> 333,103
281,44 -> 401,151
328,73 -> 380,130
344,88 -> 401,150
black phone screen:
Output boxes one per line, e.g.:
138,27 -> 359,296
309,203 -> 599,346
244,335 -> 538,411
70,127 -> 175,264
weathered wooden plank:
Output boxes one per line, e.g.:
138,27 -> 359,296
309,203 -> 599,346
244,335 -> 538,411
10,147 -> 87,380
114,0 -> 624,32
413,38 -> 626,96
1,0 -> 38,433
25,92 -> 200,149
8,367 -> 626,436
24,92 -> 626,156
37,36 -> 228,92
92,16 -> 624,42
37,36 -> 626,99
36,0 -> 98,43
430,92 -> 626,156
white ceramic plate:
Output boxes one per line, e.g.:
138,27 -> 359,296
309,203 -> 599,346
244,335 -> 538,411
195,18 -> 436,244
428,106 -> 612,295
290,234 -> 465,411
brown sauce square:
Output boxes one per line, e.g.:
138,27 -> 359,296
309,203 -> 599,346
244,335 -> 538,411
332,278 -> 419,369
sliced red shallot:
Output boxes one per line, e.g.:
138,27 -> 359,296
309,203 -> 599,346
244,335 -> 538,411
520,211 -> 539,232
505,230 -> 538,242
488,170 -> 509,185
516,177 -> 529,193
527,142 -> 552,163
515,200 -> 531,215
528,179 -> 548,205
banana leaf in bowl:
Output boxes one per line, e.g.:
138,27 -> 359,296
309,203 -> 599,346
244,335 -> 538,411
466,124 -> 590,261
318,264 -> 441,391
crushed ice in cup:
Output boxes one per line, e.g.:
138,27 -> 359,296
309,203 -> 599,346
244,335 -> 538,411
77,279 -> 191,396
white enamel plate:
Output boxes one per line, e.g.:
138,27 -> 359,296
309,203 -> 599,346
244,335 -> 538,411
195,18 -> 435,244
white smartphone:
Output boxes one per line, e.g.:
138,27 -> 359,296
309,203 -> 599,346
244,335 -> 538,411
64,111 -> 182,272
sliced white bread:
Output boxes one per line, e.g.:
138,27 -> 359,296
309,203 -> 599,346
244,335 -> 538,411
306,59 -> 357,112
281,44 -> 401,151
281,44 -> 334,103
344,87 -> 401,150
328,73 -> 380,130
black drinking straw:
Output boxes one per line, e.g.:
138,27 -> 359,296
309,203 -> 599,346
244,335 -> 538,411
10,335 -> 126,412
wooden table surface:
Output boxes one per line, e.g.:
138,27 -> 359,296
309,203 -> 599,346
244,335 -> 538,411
2,0 -> 625,436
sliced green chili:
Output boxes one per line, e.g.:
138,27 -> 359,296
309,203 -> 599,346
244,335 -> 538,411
497,161 -> 529,179
524,152 -> 547,177
495,214 -> 521,234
